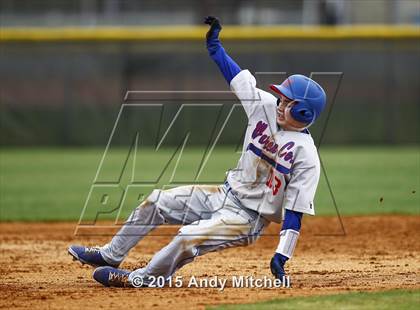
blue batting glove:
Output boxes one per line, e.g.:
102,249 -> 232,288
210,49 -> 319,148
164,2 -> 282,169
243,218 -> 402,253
204,16 -> 222,41
270,253 -> 288,280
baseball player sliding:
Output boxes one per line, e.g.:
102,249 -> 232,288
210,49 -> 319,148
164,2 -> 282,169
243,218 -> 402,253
68,16 -> 326,288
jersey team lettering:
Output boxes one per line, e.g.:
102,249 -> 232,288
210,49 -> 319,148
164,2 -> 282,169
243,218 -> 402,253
251,120 -> 295,165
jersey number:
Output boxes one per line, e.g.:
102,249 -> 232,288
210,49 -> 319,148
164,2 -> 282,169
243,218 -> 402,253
266,168 -> 282,196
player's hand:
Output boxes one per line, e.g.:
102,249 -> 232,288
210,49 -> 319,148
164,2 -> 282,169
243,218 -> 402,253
204,16 -> 222,40
270,253 -> 286,280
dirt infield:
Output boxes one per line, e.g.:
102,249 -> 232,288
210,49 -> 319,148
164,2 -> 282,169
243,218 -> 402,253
1,215 -> 419,309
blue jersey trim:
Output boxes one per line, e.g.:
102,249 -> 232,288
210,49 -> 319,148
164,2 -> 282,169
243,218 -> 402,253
247,143 -> 291,175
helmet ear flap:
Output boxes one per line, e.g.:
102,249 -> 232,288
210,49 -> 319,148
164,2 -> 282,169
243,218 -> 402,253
290,101 -> 315,124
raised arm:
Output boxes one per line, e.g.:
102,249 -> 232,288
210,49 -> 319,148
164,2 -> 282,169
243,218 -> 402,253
204,16 -> 241,84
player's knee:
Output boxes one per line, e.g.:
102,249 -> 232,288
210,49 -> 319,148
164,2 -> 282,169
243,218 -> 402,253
144,189 -> 162,206
134,189 -> 163,211
173,234 -> 199,256
125,190 -> 164,224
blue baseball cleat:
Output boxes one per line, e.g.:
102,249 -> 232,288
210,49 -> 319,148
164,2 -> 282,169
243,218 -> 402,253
93,266 -> 134,288
270,253 -> 288,282
68,245 -> 119,268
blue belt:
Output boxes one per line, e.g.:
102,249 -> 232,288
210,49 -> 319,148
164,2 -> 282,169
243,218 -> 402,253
223,180 -> 238,199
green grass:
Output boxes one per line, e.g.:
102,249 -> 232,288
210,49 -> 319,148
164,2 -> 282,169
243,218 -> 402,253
208,289 -> 420,310
0,146 -> 418,221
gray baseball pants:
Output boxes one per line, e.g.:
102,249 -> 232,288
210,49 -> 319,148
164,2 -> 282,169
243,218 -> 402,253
100,184 -> 268,284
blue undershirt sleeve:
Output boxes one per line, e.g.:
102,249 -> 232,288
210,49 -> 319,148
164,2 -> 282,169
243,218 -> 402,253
206,37 -> 241,84
282,209 -> 303,231
277,209 -> 303,263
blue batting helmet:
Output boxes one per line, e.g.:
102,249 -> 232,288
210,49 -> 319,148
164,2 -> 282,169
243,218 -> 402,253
270,74 -> 327,125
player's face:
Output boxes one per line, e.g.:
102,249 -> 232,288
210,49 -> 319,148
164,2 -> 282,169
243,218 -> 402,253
276,95 -> 308,131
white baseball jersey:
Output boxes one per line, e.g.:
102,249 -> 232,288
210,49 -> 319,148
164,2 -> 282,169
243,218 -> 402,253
99,69 -> 321,282
227,70 -> 321,223
100,69 -> 321,280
